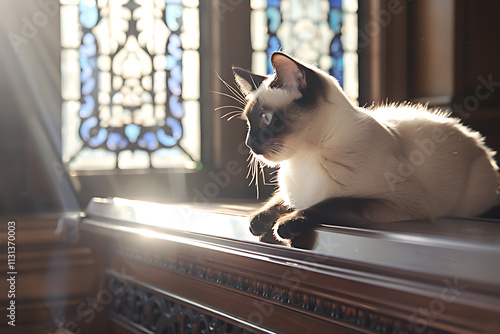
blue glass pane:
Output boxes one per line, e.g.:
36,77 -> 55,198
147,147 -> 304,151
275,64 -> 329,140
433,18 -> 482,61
331,35 -> 343,56
125,124 -> 141,143
166,55 -> 177,70
167,34 -> 182,60
138,132 -> 159,151
107,132 -> 128,151
167,117 -> 182,140
157,128 -> 177,147
268,0 -> 281,8
165,5 -> 182,31
168,66 -> 182,96
331,54 -> 344,86
81,77 -> 95,96
88,128 -> 107,147
80,116 -> 107,147
267,8 -> 281,33
329,9 -> 342,34
80,34 -> 97,56
267,36 -> 281,74
80,116 -> 97,141
79,0 -> 98,29
329,0 -> 342,10
334,69 -> 343,86
169,95 -> 184,118
80,96 -> 95,118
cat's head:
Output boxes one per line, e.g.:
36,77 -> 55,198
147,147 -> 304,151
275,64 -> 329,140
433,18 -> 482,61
233,52 -> 350,165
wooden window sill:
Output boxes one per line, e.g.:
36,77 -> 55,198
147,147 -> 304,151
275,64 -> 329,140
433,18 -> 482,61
59,197 -> 500,333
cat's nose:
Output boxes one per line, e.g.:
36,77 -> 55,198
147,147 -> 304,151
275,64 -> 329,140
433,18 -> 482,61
246,136 -> 263,155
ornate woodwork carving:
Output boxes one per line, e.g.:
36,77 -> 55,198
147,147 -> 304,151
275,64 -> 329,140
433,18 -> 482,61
107,276 -> 252,334
112,246 -> 447,334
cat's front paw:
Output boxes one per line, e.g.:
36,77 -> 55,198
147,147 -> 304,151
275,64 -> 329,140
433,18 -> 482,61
273,214 -> 307,241
249,211 -> 279,236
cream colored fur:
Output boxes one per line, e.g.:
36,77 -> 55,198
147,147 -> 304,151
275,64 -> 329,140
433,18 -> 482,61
249,56 -> 499,222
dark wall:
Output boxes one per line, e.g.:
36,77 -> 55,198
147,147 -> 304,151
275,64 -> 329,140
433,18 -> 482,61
360,0 -> 500,155
409,0 -> 500,152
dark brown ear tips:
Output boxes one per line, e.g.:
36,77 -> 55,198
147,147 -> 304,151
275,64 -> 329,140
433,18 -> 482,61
232,67 -> 267,95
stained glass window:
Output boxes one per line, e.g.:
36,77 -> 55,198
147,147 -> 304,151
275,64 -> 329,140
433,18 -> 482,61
251,0 -> 358,102
61,0 -> 200,170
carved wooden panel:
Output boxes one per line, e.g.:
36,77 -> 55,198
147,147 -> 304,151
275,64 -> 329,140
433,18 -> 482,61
70,198 -> 500,334
110,246 -> 420,334
107,275 -> 252,334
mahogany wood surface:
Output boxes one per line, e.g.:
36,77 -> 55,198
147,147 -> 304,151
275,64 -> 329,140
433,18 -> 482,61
58,197 -> 500,334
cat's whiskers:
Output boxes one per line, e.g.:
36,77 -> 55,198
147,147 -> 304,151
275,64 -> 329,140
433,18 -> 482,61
220,110 -> 243,121
245,152 -> 268,199
226,113 -> 243,121
211,91 -> 246,107
246,154 -> 257,185
254,158 -> 260,198
269,175 -> 279,183
259,163 -> 274,186
215,105 -> 244,111
214,95 -> 244,122
216,72 -> 247,105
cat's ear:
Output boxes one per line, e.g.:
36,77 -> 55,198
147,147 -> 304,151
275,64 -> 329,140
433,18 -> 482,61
232,67 -> 267,97
271,52 -> 307,93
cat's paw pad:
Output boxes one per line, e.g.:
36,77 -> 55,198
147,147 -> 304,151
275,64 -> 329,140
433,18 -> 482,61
274,217 -> 306,241
249,211 -> 277,236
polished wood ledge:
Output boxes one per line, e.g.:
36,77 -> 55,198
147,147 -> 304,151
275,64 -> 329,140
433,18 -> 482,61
60,197 -> 500,334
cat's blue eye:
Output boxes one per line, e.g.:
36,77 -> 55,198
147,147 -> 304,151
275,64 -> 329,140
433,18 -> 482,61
261,112 -> 273,126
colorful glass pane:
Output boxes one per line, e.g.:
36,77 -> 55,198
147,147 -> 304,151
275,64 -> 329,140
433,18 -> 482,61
251,0 -> 358,101
61,0 -> 200,170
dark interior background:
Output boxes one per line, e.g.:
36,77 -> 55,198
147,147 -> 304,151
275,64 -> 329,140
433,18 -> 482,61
1,0 -> 499,217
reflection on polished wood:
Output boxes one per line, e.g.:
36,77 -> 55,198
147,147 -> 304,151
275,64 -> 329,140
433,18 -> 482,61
62,197 -> 500,333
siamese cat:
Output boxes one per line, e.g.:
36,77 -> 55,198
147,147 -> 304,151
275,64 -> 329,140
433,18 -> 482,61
232,52 -> 499,244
